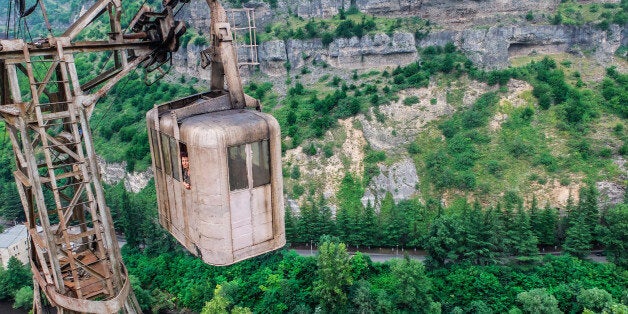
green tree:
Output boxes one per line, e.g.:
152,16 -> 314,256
425,214 -> 464,268
564,216 -> 592,258
537,204 -> 559,246
12,286 -> 32,310
349,280 -> 379,314
284,206 -> 298,242
577,288 -> 613,313
578,185 -> 600,236
129,275 -> 152,312
313,237 -> 353,312
0,257 -> 31,300
512,204 -> 539,257
336,173 -> 364,245
201,284 -> 252,314
462,203 -> 499,265
599,204 -> 628,267
516,289 -> 561,314
121,189 -> 141,248
361,201 -> 379,247
390,256 -> 434,312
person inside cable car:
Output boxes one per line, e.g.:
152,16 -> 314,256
181,151 -> 191,190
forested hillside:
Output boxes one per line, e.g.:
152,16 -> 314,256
0,0 -> 627,313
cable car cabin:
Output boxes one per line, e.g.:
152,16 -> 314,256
146,92 -> 285,266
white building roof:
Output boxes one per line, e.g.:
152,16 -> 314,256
0,225 -> 27,248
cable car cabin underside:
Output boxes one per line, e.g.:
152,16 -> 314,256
147,92 -> 285,266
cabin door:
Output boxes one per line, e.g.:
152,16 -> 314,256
228,141 -> 273,251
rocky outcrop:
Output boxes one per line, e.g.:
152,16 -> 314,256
288,0 -> 560,28
328,33 -> 417,69
420,24 -> 625,69
97,157 -> 152,193
172,44 -> 212,80
174,0 -> 626,74
361,158 -> 420,208
256,32 -> 417,75
259,39 -> 288,76
597,157 -> 628,209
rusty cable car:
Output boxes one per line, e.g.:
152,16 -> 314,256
146,1 -> 285,266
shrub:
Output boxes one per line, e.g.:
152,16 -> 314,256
322,32 -> 334,46
403,96 -> 420,106
598,148 -> 612,158
291,166 -> 301,179
526,11 -> 534,21
408,142 -> 421,155
292,184 -> 305,197
305,143 -> 317,155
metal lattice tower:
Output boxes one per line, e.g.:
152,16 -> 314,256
1,37 -> 141,314
0,0 -> 187,312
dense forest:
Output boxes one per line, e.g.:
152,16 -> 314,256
102,178 -> 628,313
0,0 -> 627,313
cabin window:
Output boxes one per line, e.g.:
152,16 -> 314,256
228,140 -> 272,191
252,140 -> 271,187
149,129 -> 161,170
160,133 -> 172,176
169,137 -> 180,181
228,144 -> 248,191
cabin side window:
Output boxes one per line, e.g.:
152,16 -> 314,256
228,140 -> 272,191
149,129 -> 161,170
160,133 -> 172,176
228,144 -> 248,191
252,140 -> 271,188
169,137 -> 180,181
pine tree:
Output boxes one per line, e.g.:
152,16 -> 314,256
313,237 -> 353,312
599,204 -> 628,267
564,216 -> 592,258
501,203 -> 518,256
578,184 -> 599,235
558,193 -> 577,244
318,198 -> 335,237
335,206 -> 350,243
425,214 -> 463,268
378,192 -> 396,247
336,173 -> 364,245
538,203 -> 559,246
361,201 -> 378,247
529,195 -> 542,242
513,204 -> 539,257
121,190 -> 141,248
284,206 -> 298,243
297,205 -> 316,243
462,202 -> 498,265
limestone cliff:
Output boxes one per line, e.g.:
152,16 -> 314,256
286,0 -> 559,29
174,0 -> 627,77
97,157 -> 153,193
420,24 -> 625,69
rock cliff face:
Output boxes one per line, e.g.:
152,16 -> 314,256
97,157 -> 153,193
361,158 -> 420,208
420,24 -> 624,69
287,0 -> 559,29
244,32 -> 419,75
175,0 -> 626,76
